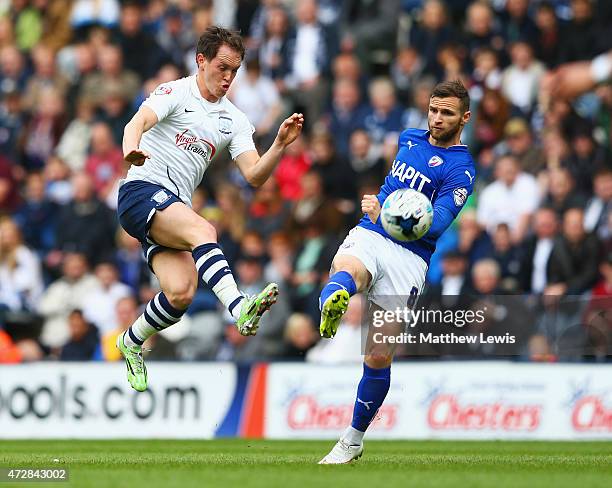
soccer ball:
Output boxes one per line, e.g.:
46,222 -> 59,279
380,189 -> 433,241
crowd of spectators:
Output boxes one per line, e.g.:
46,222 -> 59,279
0,0 -> 611,364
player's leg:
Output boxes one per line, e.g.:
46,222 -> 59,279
319,306 -> 398,464
319,229 -> 374,338
117,249 -> 196,391
149,202 -> 278,335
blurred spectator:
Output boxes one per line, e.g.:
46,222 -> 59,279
546,208 -> 600,295
347,129 -> 385,184
0,154 -> 20,212
498,0 -> 538,46
474,89 -> 511,152
79,44 -> 140,107
501,41 -> 545,114
0,217 -> 44,312
0,45 -> 29,95
310,132 -> 356,202
19,87 -> 67,171
216,253 -> 289,361
558,0 -> 601,64
339,0 -> 398,74
0,86 -> 24,163
247,176 -> 292,239
229,56 -> 282,148
408,0 -> 456,76
23,44 -> 70,113
282,312 -> 319,359
584,168 -> 612,241
55,172 -> 117,265
84,122 -> 124,199
155,5 -> 192,70
248,0 -> 284,50
258,5 -> 290,81
458,209 -> 493,269
470,258 -> 502,295
56,98 -> 95,172
462,0 -> 504,62
477,155 -> 540,244
534,1 -> 562,68
82,261 -> 132,335
13,172 -> 58,255
307,293 -> 363,363
562,126 -> 609,194
264,231 -> 294,286
324,77 -> 368,157
363,77 -> 403,148
97,80 -> 134,145
470,47 -> 502,98
401,77 -> 434,131
274,136 -> 311,200
390,46 -> 424,104
487,223 -> 521,291
494,118 -> 545,176
100,295 -> 138,361
519,207 -> 559,294
541,167 -> 588,218
287,170 -> 343,236
38,253 -> 99,348
43,156 -> 73,205
426,250 -> 470,296
115,1 -> 162,80
280,0 -> 333,126
58,309 -> 99,361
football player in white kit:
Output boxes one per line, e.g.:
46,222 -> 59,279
116,26 -> 303,391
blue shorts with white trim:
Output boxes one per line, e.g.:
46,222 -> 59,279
117,180 -> 182,269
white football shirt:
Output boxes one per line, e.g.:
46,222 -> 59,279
124,75 -> 256,205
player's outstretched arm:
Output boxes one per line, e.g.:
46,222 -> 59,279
122,106 -> 159,166
234,113 -> 304,187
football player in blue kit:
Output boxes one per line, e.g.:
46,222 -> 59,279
319,80 -> 476,464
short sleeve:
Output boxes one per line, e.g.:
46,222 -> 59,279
228,112 -> 256,160
142,83 -> 180,122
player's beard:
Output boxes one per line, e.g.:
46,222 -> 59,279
429,121 -> 462,144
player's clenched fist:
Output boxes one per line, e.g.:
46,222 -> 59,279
361,194 -> 381,223
124,148 -> 150,166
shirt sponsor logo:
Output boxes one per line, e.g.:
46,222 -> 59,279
428,155 -> 444,167
453,187 -> 468,206
175,129 -> 216,159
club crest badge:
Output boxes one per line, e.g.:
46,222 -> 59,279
428,156 -> 444,167
219,115 -> 233,134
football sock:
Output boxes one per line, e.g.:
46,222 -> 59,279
123,291 -> 186,347
192,243 -> 244,320
349,363 -> 391,435
319,271 -> 357,309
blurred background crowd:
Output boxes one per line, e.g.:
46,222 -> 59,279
0,0 -> 611,364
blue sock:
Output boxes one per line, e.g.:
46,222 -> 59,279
351,363 -> 391,432
319,271 -> 357,310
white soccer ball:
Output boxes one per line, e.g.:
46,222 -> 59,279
380,189 -> 433,242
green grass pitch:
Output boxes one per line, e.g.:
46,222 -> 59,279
1,440 -> 611,488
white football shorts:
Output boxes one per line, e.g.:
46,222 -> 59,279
335,226 -> 428,311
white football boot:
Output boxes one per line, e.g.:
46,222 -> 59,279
318,438 -> 363,464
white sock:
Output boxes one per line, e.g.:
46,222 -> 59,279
342,426 -> 365,445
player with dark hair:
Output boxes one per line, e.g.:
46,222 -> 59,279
117,26 -> 303,391
318,80 -> 476,463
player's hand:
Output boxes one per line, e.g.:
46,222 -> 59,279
275,113 -> 304,147
124,149 -> 150,166
362,194 -> 381,223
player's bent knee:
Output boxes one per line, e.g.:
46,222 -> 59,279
364,352 -> 394,369
164,282 -> 196,310
186,219 -> 218,248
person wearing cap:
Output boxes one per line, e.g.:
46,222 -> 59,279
495,117 -> 544,175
